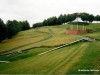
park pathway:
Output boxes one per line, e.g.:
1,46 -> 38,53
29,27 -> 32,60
38,36 -> 94,56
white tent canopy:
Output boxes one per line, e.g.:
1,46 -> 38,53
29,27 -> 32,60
73,17 -> 84,22
71,17 -> 86,30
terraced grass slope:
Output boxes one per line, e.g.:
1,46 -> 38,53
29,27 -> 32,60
0,23 -> 100,74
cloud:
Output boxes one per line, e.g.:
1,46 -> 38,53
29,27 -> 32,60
0,0 -> 100,26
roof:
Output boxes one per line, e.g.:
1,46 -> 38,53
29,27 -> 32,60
73,17 -> 84,22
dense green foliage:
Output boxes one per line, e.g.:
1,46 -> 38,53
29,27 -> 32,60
6,20 -> 20,39
94,15 -> 100,22
33,12 -> 100,28
0,19 -> 30,42
33,22 -> 43,28
0,19 -> 7,42
19,21 -> 30,30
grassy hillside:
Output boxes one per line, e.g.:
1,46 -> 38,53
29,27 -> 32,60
0,23 -> 100,74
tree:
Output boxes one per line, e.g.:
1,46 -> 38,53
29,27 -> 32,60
95,15 -> 100,23
43,19 -> 48,26
20,21 -> 30,30
43,16 -> 57,26
33,12 -> 100,28
6,20 -> 18,39
62,14 -> 68,23
13,20 -> 21,32
0,18 -> 7,42
48,16 -> 57,25
33,22 -> 43,28
80,13 -> 89,22
57,14 -> 64,24
66,14 -> 74,22
88,14 -> 94,23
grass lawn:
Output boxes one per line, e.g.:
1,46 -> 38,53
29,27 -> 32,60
0,42 -> 88,74
0,23 -> 100,74
66,41 -> 100,74
0,29 -> 49,53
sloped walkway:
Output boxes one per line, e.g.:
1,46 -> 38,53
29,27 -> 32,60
38,37 -> 95,56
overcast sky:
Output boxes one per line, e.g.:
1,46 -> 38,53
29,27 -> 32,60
0,0 -> 100,26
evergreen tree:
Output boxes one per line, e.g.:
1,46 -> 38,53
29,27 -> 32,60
33,22 -> 43,28
20,21 -> 30,30
13,20 -> 21,32
6,20 -> 18,39
0,18 -> 7,42
66,14 -> 73,22
57,14 -> 64,24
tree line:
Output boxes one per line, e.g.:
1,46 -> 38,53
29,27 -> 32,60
33,12 -> 100,28
0,19 -> 30,42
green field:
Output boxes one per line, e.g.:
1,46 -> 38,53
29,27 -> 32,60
0,23 -> 100,74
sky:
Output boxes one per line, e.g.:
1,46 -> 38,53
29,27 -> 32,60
0,0 -> 100,26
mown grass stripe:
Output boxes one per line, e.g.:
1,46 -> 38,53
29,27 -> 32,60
48,43 -> 88,74
55,43 -> 89,75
